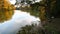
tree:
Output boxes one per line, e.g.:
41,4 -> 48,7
0,0 -> 15,22
17,0 -> 60,34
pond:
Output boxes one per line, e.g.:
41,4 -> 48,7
0,10 -> 40,34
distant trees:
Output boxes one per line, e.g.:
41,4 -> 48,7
0,0 -> 15,22
17,0 -> 60,34
15,0 -> 40,6
18,0 -> 59,24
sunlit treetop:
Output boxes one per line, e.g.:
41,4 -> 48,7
0,0 -> 15,22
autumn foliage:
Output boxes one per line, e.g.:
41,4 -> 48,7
0,0 -> 15,22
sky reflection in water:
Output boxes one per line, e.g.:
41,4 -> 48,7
0,10 -> 40,34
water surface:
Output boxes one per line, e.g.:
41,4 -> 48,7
0,10 -> 40,34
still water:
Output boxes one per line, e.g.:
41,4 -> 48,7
0,10 -> 40,34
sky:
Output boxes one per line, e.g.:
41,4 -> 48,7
9,0 -> 41,4
9,0 -> 16,4
0,10 -> 40,34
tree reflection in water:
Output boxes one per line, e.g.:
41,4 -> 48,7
0,10 -> 14,22
0,0 -> 15,22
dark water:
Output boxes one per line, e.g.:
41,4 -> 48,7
0,10 -> 40,34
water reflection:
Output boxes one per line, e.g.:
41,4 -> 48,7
0,10 -> 40,34
0,10 -> 14,22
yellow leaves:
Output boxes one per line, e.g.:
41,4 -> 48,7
5,11 -> 10,19
0,10 -> 14,22
4,0 -> 10,7
39,6 -> 46,21
0,0 -> 14,22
